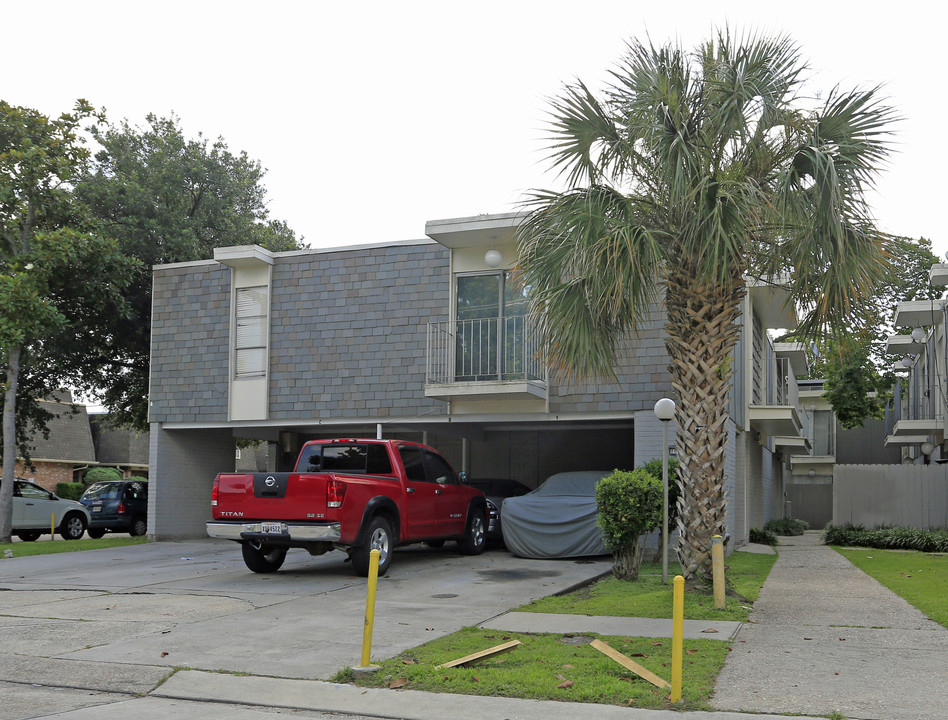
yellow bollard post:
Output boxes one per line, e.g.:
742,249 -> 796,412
712,534 -> 725,609
671,574 -> 684,703
359,549 -> 380,668
51,514 -> 55,541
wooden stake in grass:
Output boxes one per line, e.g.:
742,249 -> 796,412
590,639 -> 671,690
435,640 -> 522,669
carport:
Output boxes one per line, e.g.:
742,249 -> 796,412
146,415 -> 644,541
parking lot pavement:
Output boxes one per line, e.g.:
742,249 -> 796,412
0,538 -> 612,714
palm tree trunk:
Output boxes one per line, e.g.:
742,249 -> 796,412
0,344 -> 22,543
664,265 -> 744,587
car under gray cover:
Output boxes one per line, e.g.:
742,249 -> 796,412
500,470 -> 611,559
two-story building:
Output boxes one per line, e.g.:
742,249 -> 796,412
886,264 -> 948,463
147,212 -> 813,549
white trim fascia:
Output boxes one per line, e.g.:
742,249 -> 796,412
153,239 -> 438,272
156,410 -> 639,431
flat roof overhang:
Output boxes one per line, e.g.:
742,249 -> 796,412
748,405 -> 803,437
893,300 -> 946,328
425,212 -> 527,249
773,342 -> 809,377
773,435 -> 812,456
884,418 -> 944,446
886,334 -> 927,355
424,380 -> 548,403
747,281 -> 797,330
790,454 -> 836,475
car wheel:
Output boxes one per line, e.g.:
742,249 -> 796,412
129,517 -> 147,537
458,506 -> 487,555
87,528 -> 107,539
16,531 -> 41,542
60,513 -> 87,540
351,516 -> 393,577
241,541 -> 287,573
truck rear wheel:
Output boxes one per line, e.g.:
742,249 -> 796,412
351,516 -> 393,577
241,541 -> 287,573
457,507 -> 487,555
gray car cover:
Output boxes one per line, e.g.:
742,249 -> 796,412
500,471 -> 612,559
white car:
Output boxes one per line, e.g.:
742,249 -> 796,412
7,479 -> 90,541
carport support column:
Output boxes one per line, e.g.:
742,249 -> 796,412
149,424 -> 236,540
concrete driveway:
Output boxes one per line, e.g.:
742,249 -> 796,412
0,538 -> 611,696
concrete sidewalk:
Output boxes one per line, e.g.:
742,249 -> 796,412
5,535 -> 946,720
711,532 -> 948,720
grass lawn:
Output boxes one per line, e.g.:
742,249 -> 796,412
0,536 -> 146,558
520,551 -> 777,623
832,546 -> 948,629
338,549 -> 777,709
336,628 -> 730,711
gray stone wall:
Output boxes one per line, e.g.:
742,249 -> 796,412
150,262 -> 230,423
267,243 -> 449,419
149,242 -> 676,423
550,303 -> 674,414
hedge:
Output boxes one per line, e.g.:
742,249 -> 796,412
823,523 -> 948,553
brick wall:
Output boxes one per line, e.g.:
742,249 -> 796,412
15,461 -> 75,491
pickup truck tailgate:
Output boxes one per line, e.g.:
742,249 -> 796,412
213,473 -> 329,521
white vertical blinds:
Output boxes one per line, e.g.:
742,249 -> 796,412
235,286 -> 268,376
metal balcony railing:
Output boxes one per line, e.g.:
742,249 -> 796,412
756,356 -> 799,408
426,317 -> 546,385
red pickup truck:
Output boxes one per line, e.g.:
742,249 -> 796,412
206,438 -> 488,576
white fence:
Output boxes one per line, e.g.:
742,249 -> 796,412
833,464 -> 948,528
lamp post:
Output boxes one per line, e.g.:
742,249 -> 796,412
654,398 -> 676,584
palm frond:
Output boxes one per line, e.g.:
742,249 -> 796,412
517,185 -> 664,379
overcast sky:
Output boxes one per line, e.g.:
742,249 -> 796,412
7,1 -> 944,257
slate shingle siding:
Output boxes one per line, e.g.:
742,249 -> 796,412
150,263 -> 230,423
149,242 -> 675,423
268,243 -> 449,419
550,301 -> 673,414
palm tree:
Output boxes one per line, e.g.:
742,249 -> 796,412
516,29 -> 896,585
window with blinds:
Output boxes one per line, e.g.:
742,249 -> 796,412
235,286 -> 268,376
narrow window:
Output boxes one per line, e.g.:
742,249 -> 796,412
235,286 -> 268,377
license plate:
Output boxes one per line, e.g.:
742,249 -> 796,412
260,522 -> 284,534
92,507 -> 102,513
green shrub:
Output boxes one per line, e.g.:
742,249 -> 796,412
83,467 -> 122,485
749,527 -> 778,546
823,523 -> 948,552
764,517 -> 808,536
638,457 -> 681,524
55,482 -> 85,500
596,468 -> 662,580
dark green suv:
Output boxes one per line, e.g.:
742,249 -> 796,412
79,480 -> 148,538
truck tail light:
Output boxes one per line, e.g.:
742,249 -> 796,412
117,502 -> 127,515
211,476 -> 219,507
327,480 -> 346,508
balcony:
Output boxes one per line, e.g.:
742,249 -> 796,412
884,377 -> 944,446
425,317 -> 548,403
748,356 -> 804,438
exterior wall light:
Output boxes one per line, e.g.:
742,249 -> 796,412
484,249 -> 502,268
911,327 -> 927,343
